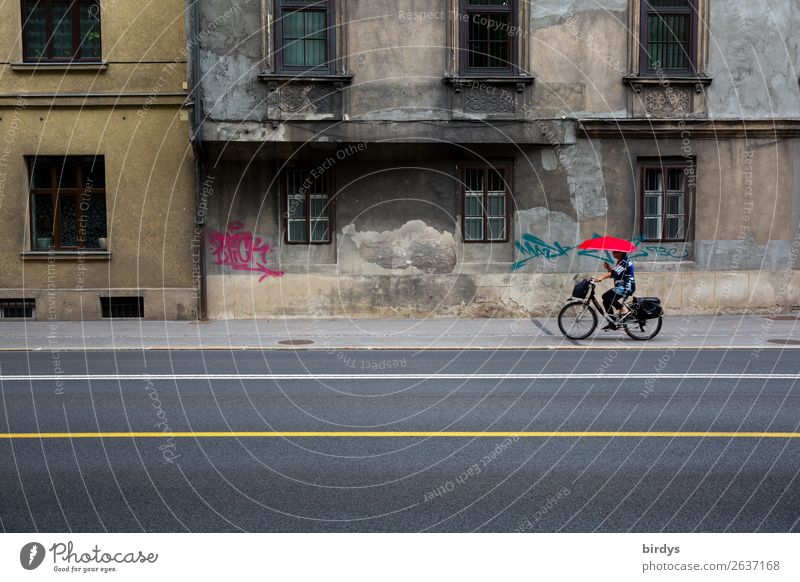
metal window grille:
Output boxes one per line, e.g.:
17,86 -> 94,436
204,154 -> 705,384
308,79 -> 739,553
0,299 -> 35,319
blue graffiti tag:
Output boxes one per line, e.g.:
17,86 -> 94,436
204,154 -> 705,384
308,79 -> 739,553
512,233 -> 689,271
641,245 -> 690,259
512,234 -> 575,270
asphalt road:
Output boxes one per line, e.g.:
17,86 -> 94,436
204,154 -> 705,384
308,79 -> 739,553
1,348 -> 799,532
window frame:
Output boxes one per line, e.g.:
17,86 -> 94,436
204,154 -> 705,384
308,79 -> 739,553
638,0 -> 697,77
274,0 -> 335,74
639,158 -> 693,243
27,156 -> 107,251
21,0 -> 102,63
282,166 -> 335,245
459,0 -> 518,77
460,162 -> 511,244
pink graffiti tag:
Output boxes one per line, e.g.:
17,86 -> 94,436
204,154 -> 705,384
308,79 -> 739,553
208,221 -> 284,282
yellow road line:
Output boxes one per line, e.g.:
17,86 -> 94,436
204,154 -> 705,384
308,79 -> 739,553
1,432 -> 800,439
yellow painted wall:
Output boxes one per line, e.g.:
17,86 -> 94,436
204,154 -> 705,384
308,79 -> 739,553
0,0 -> 195,320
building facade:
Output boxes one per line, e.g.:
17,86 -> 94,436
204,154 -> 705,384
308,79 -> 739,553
0,0 -> 196,321
191,0 -> 800,319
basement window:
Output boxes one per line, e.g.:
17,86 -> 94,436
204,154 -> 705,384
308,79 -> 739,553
0,299 -> 36,319
100,297 -> 144,319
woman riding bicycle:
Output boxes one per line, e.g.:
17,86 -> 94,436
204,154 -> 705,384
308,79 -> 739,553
591,251 -> 636,330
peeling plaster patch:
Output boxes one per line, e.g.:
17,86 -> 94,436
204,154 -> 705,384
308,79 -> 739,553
560,139 -> 608,219
356,110 -> 451,122
541,149 -> 558,171
217,123 -> 285,142
201,52 -> 261,121
531,0 -> 627,30
342,220 -> 457,274
569,110 -> 628,119
515,207 -> 580,248
706,2 -> 800,118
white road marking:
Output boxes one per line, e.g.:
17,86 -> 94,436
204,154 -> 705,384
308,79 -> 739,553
0,373 -> 798,381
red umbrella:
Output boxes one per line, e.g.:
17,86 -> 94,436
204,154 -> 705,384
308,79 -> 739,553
577,236 -> 637,253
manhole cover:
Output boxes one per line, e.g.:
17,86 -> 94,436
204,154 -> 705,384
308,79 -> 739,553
768,315 -> 800,321
278,339 -> 315,346
766,339 -> 800,345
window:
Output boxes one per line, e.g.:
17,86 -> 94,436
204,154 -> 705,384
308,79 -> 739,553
462,164 -> 509,242
22,0 -> 101,62
284,168 -> 332,244
274,0 -> 332,72
640,0 -> 696,75
28,156 -> 107,250
460,0 -> 517,75
640,161 -> 692,242
0,299 -> 35,319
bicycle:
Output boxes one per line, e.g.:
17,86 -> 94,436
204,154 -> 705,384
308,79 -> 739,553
557,280 -> 663,341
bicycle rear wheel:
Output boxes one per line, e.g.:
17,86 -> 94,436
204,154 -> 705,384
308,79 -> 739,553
558,301 -> 598,340
624,316 -> 663,341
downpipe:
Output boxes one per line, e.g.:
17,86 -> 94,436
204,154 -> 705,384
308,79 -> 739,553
190,0 -> 208,322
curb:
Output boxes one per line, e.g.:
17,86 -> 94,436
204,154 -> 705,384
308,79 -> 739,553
0,345 -> 796,352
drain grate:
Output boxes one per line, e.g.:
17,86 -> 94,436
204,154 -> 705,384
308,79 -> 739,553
278,339 -> 315,346
766,339 -> 800,345
768,315 -> 800,321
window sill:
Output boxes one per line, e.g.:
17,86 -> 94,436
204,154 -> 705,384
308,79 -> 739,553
11,62 -> 108,72
623,75 -> 712,93
21,250 -> 112,261
258,73 -> 353,84
445,74 -> 534,89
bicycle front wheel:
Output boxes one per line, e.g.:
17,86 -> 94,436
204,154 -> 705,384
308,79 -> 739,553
558,301 -> 598,340
624,316 -> 663,341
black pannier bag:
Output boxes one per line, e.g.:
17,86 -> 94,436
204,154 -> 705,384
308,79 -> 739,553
572,279 -> 591,299
632,297 -> 662,320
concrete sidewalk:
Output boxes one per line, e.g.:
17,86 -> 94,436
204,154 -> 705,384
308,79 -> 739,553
0,314 -> 798,351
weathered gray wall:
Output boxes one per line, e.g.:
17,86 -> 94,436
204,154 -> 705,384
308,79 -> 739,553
706,1 -> 800,118
200,0 -> 266,121
348,0 -> 450,121
531,0 -> 629,118
202,134 -> 799,318
198,0 -> 800,121
196,0 -> 800,318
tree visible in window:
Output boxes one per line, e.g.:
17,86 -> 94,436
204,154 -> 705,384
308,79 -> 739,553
22,0 -> 102,62
29,156 -> 107,250
641,163 -> 691,242
461,0 -> 516,74
640,0 -> 696,75
463,165 -> 509,242
285,168 -> 332,244
275,0 -> 331,71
